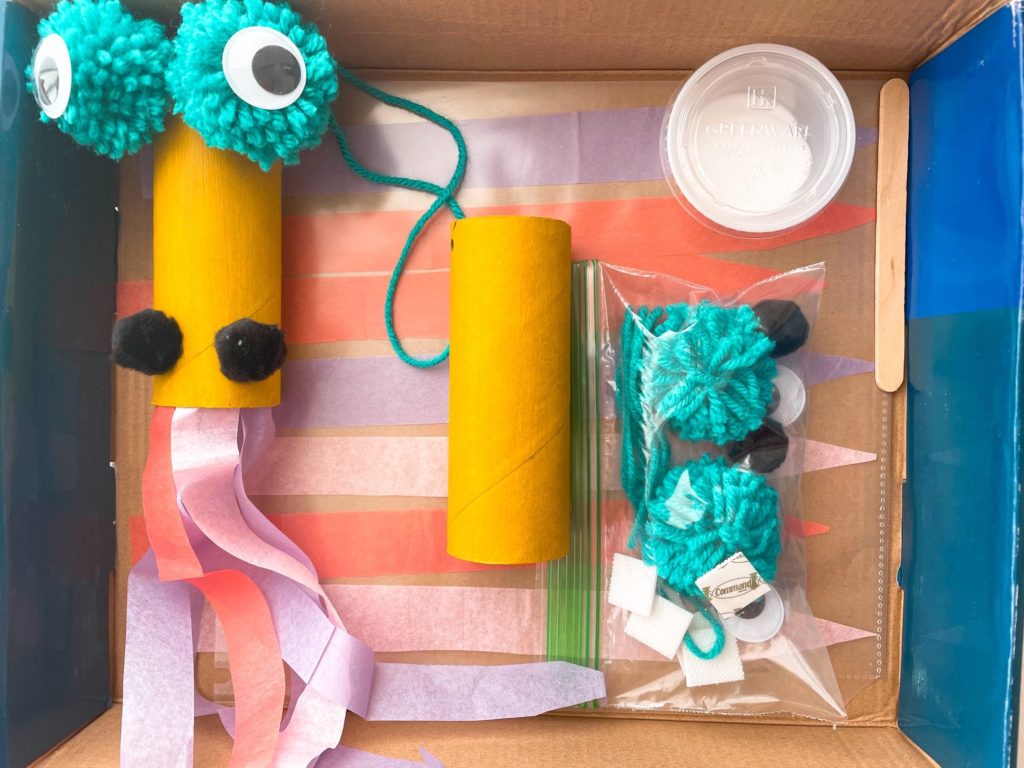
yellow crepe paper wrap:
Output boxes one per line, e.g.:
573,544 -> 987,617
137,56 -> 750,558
447,216 -> 571,564
152,117 -> 282,408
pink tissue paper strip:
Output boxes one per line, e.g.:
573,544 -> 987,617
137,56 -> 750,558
244,435 -> 449,497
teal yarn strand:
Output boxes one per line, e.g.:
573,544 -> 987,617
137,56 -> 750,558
329,63 -> 468,368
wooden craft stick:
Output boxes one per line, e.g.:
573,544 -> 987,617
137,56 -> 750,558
875,78 -> 910,392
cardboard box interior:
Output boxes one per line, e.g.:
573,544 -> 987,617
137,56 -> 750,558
25,0 -> 1005,764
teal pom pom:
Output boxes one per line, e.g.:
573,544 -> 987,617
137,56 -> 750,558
643,302 -> 777,445
168,0 -> 338,170
27,0 -> 171,159
641,455 -> 780,602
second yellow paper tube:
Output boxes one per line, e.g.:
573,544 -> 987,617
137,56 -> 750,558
447,216 -> 571,564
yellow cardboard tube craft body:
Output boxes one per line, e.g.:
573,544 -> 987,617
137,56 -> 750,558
28,0 -> 340,408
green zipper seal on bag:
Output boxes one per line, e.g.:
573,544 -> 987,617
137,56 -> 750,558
546,262 -> 602,706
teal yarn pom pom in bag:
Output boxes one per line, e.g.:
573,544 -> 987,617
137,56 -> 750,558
27,0 -> 171,159
642,455 -> 781,660
642,455 -> 781,601
642,301 -> 777,446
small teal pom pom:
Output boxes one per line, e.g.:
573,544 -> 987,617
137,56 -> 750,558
641,455 -> 780,602
643,302 -> 777,445
27,0 -> 171,159
168,0 -> 338,170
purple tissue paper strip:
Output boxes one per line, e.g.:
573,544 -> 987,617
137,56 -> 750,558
317,746 -> 445,768
287,107 -> 667,195
121,553 -> 196,768
275,357 -> 449,429
277,352 -> 874,430
801,351 -> 875,386
138,108 -> 879,199
365,662 -> 606,721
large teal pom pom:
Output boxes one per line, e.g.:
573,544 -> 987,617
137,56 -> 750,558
643,302 -> 777,445
168,0 -> 338,170
27,0 -> 171,159
641,455 -> 780,601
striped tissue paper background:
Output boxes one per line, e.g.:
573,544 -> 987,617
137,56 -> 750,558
113,78 -> 897,720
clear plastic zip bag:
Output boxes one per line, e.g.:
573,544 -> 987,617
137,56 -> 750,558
593,260 -> 846,721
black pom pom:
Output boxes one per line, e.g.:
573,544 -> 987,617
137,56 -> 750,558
753,300 -> 809,358
725,418 -> 789,474
214,319 -> 286,383
111,308 -> 183,375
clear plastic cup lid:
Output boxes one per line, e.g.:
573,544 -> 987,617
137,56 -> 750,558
663,44 -> 856,235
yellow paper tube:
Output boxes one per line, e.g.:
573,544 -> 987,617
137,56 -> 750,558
447,216 -> 571,564
151,117 -> 282,408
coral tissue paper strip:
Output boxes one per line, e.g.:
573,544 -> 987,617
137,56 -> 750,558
185,570 -> 286,768
117,200 -> 874,342
129,508 -> 515,578
270,509 -> 509,578
784,517 -> 831,538
142,406 -> 202,580
283,197 -> 873,279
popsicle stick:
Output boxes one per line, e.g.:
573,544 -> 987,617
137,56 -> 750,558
875,79 -> 910,392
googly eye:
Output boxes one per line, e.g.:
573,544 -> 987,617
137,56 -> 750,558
722,585 -> 784,643
221,26 -> 306,110
768,365 -> 806,427
32,34 -> 72,120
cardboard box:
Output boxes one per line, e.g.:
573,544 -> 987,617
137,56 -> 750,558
0,0 -> 1019,765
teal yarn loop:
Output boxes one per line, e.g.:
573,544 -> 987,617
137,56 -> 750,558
645,302 -> 777,446
29,0 -> 171,159
644,457 -> 780,660
329,63 -> 468,369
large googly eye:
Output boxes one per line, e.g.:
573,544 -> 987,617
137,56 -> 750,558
31,34 -> 72,120
221,26 -> 306,110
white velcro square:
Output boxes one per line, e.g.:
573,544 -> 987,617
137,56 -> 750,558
608,553 -> 658,616
680,615 -> 745,688
624,596 -> 694,658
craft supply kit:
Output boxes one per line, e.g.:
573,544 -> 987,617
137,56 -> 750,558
0,0 -> 1021,766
